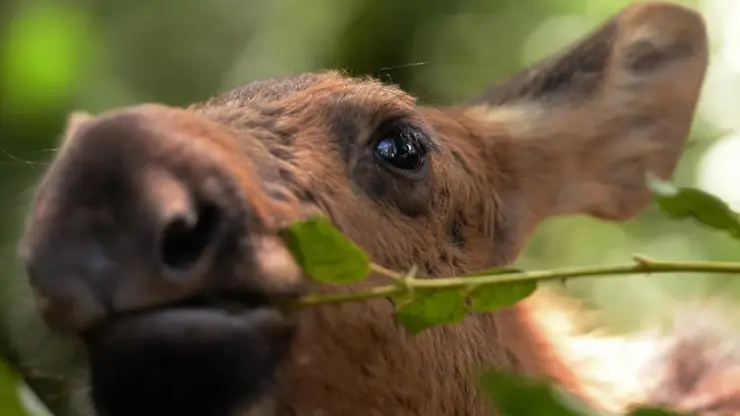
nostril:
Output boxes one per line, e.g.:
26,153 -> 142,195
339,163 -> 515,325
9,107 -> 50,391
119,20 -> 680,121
160,202 -> 221,274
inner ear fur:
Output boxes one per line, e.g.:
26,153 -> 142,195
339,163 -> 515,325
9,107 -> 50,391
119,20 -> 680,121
460,2 -> 708,236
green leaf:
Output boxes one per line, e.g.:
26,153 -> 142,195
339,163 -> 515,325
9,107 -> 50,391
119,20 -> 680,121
0,360 -> 26,416
461,268 -> 536,312
281,217 -> 370,284
478,371 -> 601,416
467,282 -> 536,312
647,174 -> 740,239
394,289 -> 467,334
478,371 -> 694,416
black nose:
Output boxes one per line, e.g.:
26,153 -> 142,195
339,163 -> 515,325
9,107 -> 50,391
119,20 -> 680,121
19,106 -> 300,416
19,110 -> 238,331
160,201 -> 222,274
144,169 -> 223,280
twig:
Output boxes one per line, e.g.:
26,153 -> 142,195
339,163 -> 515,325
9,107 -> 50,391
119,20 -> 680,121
288,258 -> 740,309
370,263 -> 403,280
5,257 -> 740,416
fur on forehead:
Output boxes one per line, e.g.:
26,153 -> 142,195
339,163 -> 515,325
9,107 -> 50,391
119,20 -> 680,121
193,70 -> 417,112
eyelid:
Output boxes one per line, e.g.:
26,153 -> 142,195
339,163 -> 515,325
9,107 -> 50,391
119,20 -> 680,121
371,120 -> 437,155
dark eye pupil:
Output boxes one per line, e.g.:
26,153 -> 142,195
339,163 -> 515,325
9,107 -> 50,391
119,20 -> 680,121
374,135 -> 424,171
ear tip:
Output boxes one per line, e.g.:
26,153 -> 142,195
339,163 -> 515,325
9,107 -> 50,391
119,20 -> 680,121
620,1 -> 705,23
617,2 -> 708,49
610,2 -> 709,79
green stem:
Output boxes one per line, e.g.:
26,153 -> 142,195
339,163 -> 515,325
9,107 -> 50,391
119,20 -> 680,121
288,258 -> 740,309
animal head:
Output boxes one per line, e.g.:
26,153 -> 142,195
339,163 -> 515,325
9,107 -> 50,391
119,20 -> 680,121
16,2 -> 708,416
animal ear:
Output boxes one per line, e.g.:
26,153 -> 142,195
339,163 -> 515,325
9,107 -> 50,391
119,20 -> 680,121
462,3 -> 708,234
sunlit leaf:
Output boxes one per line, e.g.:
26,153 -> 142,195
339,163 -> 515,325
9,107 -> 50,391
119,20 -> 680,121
647,174 -> 740,239
462,268 -> 536,312
394,289 -> 467,334
479,370 -> 601,416
281,217 -> 370,284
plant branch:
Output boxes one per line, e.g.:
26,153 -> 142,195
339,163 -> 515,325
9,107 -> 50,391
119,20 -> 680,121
369,263 -> 402,280
288,258 -> 740,309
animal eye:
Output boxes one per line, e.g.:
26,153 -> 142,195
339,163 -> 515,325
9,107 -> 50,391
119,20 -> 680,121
373,133 -> 426,172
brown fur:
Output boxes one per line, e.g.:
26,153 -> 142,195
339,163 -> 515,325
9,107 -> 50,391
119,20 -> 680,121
14,2 -> 722,415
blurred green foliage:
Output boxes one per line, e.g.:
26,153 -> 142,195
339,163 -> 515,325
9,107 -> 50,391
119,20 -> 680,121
1,0 -> 737,414
2,3 -> 89,114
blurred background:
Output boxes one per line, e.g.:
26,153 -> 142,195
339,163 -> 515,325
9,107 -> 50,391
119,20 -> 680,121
1,0 -> 739,414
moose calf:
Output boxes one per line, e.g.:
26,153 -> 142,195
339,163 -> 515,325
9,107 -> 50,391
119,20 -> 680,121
17,1 -> 734,415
